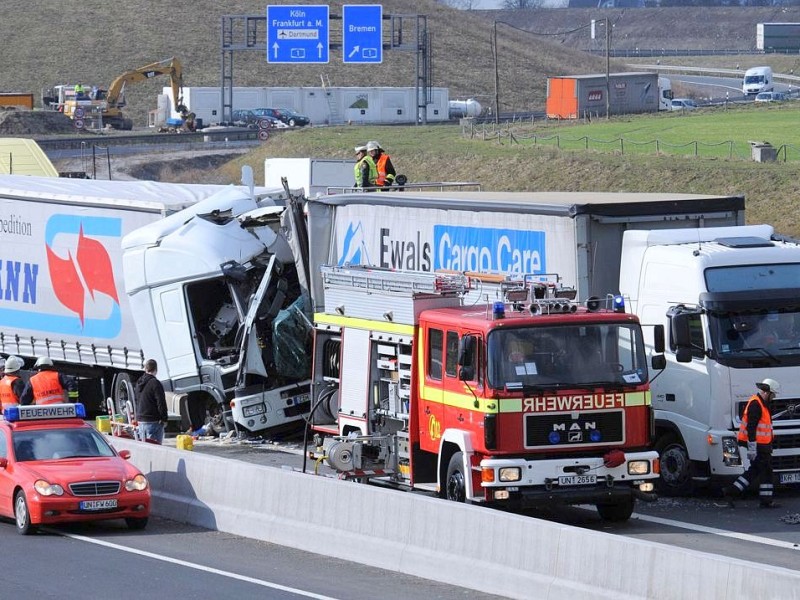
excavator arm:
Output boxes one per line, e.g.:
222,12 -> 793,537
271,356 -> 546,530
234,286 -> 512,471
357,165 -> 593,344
105,57 -> 190,118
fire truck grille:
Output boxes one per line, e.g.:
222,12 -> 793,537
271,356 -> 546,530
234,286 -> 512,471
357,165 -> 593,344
524,410 -> 624,449
69,481 -> 120,496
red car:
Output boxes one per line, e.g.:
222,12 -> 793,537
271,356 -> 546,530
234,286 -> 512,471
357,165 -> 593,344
0,403 -> 151,534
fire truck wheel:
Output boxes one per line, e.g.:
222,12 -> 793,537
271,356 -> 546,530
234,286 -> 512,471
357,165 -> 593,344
654,433 -> 695,497
444,452 -> 467,502
596,497 -> 634,522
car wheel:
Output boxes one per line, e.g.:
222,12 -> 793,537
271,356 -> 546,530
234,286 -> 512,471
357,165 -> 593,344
288,118 -> 296,127
15,491 -> 36,535
654,433 -> 695,496
443,452 -> 467,502
125,517 -> 149,531
596,497 -> 635,522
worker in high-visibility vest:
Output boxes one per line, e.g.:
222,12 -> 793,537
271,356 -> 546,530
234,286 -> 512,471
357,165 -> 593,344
353,145 -> 377,191
367,140 -> 397,190
0,356 -> 25,410
723,378 -> 779,508
20,357 -> 77,406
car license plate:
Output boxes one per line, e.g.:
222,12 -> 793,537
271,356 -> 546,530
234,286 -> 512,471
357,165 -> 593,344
779,471 -> 800,484
558,474 -> 597,486
79,499 -> 118,511
243,403 -> 266,417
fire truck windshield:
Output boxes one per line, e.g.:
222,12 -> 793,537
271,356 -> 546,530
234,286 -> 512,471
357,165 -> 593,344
487,323 -> 648,391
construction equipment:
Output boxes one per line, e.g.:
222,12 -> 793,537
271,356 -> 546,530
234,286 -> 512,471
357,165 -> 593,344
61,57 -> 195,131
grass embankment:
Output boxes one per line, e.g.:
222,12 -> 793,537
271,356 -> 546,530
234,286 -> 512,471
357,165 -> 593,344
210,104 -> 800,236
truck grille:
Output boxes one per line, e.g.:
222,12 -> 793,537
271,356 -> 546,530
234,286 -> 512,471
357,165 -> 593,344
524,410 -> 624,449
69,481 -> 120,496
773,432 -> 800,450
772,454 -> 800,471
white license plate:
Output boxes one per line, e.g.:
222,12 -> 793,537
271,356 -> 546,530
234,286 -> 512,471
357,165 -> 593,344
779,472 -> 800,484
243,404 -> 266,417
558,474 -> 597,486
79,499 -> 118,511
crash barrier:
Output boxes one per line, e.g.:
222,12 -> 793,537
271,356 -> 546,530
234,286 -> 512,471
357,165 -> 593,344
110,437 -> 800,600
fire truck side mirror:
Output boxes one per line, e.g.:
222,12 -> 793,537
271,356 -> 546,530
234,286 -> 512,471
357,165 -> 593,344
651,354 -> 667,371
458,335 -> 476,381
653,324 -> 665,353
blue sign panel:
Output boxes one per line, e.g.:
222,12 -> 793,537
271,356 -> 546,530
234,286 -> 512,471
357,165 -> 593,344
342,5 -> 383,64
267,5 -> 329,64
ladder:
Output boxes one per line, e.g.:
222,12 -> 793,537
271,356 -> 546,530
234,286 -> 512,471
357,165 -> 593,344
320,74 -> 342,125
321,265 -> 469,297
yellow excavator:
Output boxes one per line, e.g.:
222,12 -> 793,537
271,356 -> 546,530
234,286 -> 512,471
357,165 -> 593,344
62,57 -> 195,131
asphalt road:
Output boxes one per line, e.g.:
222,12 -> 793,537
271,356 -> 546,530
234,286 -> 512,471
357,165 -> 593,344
0,514 -> 506,600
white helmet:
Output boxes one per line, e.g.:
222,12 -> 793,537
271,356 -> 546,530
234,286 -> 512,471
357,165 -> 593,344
366,141 -> 381,152
757,378 -> 781,394
34,356 -> 54,370
4,356 -> 24,374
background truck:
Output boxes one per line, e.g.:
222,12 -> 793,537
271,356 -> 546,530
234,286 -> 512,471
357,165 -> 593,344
620,225 -> 800,494
0,174 -> 311,436
302,190 -> 800,495
742,66 -> 774,96
264,158 -> 355,198
546,72 -> 661,119
309,265 -> 663,521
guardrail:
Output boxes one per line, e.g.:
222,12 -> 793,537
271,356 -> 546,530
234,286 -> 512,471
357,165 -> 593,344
34,127 -> 265,152
629,64 -> 800,84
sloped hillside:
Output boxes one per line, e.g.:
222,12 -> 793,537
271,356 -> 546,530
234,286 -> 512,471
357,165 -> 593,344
1,0 -> 608,127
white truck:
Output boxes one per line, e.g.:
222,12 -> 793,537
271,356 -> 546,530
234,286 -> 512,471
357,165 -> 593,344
742,66 -> 774,96
0,175 -> 312,436
302,190 -> 800,494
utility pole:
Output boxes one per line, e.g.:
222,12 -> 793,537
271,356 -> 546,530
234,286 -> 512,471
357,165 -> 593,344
493,20 -> 499,125
605,17 -> 610,120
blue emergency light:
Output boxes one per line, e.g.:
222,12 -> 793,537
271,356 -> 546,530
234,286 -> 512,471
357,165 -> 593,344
3,403 -> 86,422
613,295 -> 625,313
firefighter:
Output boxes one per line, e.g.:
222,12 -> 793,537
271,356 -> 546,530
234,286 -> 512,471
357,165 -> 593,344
0,356 -> 25,410
20,356 -> 77,406
367,140 -> 396,189
723,378 -> 780,508
353,145 -> 377,190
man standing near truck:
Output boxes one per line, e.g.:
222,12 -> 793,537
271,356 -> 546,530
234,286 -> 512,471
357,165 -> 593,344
367,141 -> 396,190
20,357 -> 75,406
353,145 -> 377,191
135,359 -> 168,444
724,378 -> 780,508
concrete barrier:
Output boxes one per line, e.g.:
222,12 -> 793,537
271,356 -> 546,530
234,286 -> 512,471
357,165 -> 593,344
111,437 -> 800,600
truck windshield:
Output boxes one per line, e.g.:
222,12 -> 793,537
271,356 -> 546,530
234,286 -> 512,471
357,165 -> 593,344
709,309 -> 800,364
486,323 -> 648,391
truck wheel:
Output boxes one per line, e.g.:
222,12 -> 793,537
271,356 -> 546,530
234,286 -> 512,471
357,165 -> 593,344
444,452 -> 467,502
655,433 -> 694,496
596,497 -> 635,522
15,491 -> 36,535
112,373 -> 135,422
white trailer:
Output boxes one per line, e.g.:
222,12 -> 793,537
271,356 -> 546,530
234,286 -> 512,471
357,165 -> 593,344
264,158 -> 355,198
162,86 -> 450,126
0,175 -> 312,436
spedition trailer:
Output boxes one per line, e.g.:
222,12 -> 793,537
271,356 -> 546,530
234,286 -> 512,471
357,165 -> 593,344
0,175 -> 312,436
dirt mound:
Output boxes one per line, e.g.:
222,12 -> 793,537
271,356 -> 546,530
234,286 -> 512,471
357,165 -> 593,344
0,109 -> 77,135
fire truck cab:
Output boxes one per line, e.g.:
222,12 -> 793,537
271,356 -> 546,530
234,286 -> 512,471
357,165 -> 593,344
310,266 -> 664,522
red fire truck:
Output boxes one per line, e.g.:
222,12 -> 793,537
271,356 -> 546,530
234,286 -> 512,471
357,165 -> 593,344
310,265 -> 664,521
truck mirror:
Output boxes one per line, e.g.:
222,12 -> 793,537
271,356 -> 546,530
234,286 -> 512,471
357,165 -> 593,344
670,312 -> 692,348
675,347 -> 693,363
653,324 -> 665,353
651,354 -> 667,370
458,335 -> 476,381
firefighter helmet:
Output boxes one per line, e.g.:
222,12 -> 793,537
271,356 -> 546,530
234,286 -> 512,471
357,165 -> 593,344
756,378 -> 781,395
4,355 -> 24,374
34,356 -> 54,370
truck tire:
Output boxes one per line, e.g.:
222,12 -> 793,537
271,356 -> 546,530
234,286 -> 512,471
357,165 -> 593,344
112,373 -> 136,423
655,433 -> 695,496
444,452 -> 467,502
596,497 -> 635,522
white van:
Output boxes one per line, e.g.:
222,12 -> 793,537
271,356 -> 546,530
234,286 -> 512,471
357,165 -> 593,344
742,66 -> 774,96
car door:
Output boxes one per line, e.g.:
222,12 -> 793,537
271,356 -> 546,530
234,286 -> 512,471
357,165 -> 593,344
0,428 -> 13,517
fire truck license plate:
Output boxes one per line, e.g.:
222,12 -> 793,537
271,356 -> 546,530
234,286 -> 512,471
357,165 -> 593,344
80,499 -> 118,511
558,474 -> 596,486
779,472 -> 800,484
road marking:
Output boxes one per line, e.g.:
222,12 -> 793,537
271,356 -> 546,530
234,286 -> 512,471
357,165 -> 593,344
57,531 -> 341,600
632,513 -> 800,551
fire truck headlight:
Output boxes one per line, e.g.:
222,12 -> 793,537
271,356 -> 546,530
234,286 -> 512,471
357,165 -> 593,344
34,480 -> 64,496
722,436 -> 742,466
627,461 -> 651,476
499,467 -> 521,482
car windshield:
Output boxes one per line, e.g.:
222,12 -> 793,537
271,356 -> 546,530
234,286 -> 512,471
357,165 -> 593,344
13,428 -> 116,461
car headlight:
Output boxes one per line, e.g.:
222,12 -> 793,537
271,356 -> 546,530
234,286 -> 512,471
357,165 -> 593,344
627,460 -> 651,476
34,480 -> 64,496
125,474 -> 149,492
499,467 -> 521,482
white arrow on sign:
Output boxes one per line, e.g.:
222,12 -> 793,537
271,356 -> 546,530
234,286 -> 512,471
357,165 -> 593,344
272,42 -> 280,58
317,42 -> 323,59
348,46 -> 360,58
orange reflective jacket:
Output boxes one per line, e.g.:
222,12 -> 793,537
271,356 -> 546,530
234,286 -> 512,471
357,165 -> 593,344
30,371 -> 65,405
376,153 -> 392,186
737,394 -> 773,445
0,375 -> 21,408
